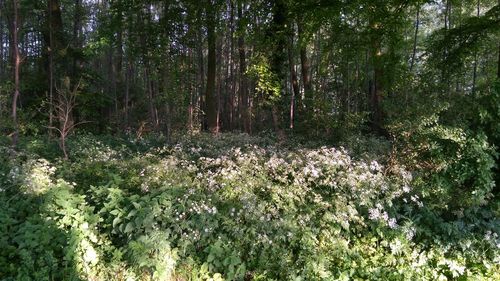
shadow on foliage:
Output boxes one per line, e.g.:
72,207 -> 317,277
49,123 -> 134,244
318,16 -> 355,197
0,150 -> 84,281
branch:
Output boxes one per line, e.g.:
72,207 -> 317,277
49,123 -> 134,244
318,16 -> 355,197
66,121 -> 92,132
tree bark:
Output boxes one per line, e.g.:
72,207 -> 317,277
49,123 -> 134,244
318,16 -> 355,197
11,0 -> 20,147
188,49 -> 194,131
162,66 -> 172,140
139,7 -> 157,131
372,60 -> 384,132
472,0 -> 480,93
346,61 -> 351,114
115,2 -> 124,126
217,31 -> 222,131
409,7 -> 420,72
145,65 -> 157,129
48,0 -> 54,137
45,0 -> 69,134
369,17 -> 385,135
298,20 -> 311,109
443,0 -> 453,93
47,0 -> 64,55
0,10 -> 4,80
497,44 -> 500,80
205,1 -> 218,134
197,16 -> 205,131
270,0 -> 287,138
288,35 -> 299,130
237,1 -> 250,133
72,0 -> 82,77
228,0 -> 236,131
124,60 -> 130,129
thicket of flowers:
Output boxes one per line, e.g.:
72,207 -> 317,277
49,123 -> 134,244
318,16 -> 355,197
0,133 -> 498,280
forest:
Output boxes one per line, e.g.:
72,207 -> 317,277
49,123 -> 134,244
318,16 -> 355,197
0,0 -> 499,280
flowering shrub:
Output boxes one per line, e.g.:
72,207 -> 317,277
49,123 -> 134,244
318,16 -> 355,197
0,133 -> 498,280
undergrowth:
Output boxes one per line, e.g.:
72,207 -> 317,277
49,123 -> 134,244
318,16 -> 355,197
0,133 -> 498,280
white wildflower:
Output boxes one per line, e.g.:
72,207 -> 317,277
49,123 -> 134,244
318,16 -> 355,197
388,218 -> 398,229
368,208 -> 380,220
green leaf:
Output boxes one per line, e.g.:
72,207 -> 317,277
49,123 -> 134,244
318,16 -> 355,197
123,222 -> 135,233
112,217 -> 122,228
127,210 -> 137,218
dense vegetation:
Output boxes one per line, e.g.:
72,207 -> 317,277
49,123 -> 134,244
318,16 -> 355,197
0,133 -> 498,280
0,0 -> 499,280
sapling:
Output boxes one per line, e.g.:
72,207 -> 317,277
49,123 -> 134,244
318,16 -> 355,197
48,77 -> 87,159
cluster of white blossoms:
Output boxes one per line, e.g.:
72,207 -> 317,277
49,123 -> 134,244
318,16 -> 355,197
116,137 -> 419,254
181,228 -> 201,241
184,199 -> 218,216
438,259 -> 466,278
403,226 -> 417,241
150,141 -> 416,233
389,238 -> 404,255
483,230 -> 500,249
256,233 -> 273,245
368,203 -> 398,229
71,137 -> 122,162
8,159 -> 57,194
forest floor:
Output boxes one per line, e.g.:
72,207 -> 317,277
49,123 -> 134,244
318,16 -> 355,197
0,133 -> 498,280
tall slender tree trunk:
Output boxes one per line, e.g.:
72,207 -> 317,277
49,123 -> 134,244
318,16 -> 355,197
11,0 -> 20,147
270,0 -> 287,138
237,1 -> 250,133
145,65 -> 157,129
409,7 -> 420,72
48,0 -> 54,138
346,61 -> 351,114
188,49 -> 194,131
205,2 -> 218,134
46,0 -> 71,133
444,0 -> 453,93
298,20 -> 311,109
197,20 -> 205,131
216,33 -> 222,131
497,44 -> 500,80
288,35 -> 299,130
497,0 -> 500,80
107,47 -> 117,121
162,66 -> 172,140
72,0 -> 81,77
472,0 -> 480,92
139,7 -> 157,131
372,61 -> 384,132
115,6 -> 124,126
228,0 -> 236,131
124,60 -> 130,128
48,0 -> 64,54
369,17 -> 385,134
271,107 -> 283,138
0,11 -> 4,80
497,0 -> 500,79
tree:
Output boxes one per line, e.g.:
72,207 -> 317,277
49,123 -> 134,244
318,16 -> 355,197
237,0 -> 250,133
205,0 -> 219,134
0,0 -> 498,141
45,0 -> 69,137
49,77 -> 85,159
269,0 -> 288,138
298,19 -> 312,109
11,0 -> 20,148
